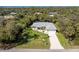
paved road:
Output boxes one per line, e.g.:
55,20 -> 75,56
1,49 -> 79,52
48,31 -> 64,49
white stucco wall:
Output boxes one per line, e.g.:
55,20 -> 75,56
32,28 -> 48,34
32,27 -> 56,34
49,15 -> 54,17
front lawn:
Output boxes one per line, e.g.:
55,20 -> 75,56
16,29 -> 50,49
56,32 -> 71,48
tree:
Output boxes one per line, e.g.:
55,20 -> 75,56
0,20 -> 16,43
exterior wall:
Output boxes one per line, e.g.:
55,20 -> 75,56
32,27 -> 56,34
4,15 -> 15,19
49,15 -> 54,17
32,27 -> 48,34
44,30 -> 48,34
32,28 -> 37,30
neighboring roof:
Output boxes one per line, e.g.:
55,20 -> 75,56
31,22 -> 56,31
48,12 -> 57,15
4,15 -> 15,19
34,12 -> 42,15
10,12 -> 17,15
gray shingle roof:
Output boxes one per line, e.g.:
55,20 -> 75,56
48,12 -> 57,15
31,22 -> 56,31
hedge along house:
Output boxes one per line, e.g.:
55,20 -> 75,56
31,22 -> 57,34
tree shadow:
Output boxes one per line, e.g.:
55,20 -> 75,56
0,38 -> 29,50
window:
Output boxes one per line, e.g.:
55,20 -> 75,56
37,26 -> 46,30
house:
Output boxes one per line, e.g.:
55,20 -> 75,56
31,22 -> 56,34
48,12 -> 57,17
4,15 -> 15,19
34,12 -> 42,15
10,12 -> 17,15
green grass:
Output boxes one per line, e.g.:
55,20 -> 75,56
56,32 -> 71,48
16,29 -> 50,49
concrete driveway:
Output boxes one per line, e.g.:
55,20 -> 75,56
48,31 -> 64,49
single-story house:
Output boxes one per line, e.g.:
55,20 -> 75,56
4,15 -> 15,19
34,12 -> 42,15
48,12 -> 57,17
10,12 -> 17,15
31,22 -> 57,34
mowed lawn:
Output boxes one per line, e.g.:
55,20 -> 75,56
16,29 -> 50,49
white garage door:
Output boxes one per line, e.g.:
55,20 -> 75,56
48,31 -> 56,36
